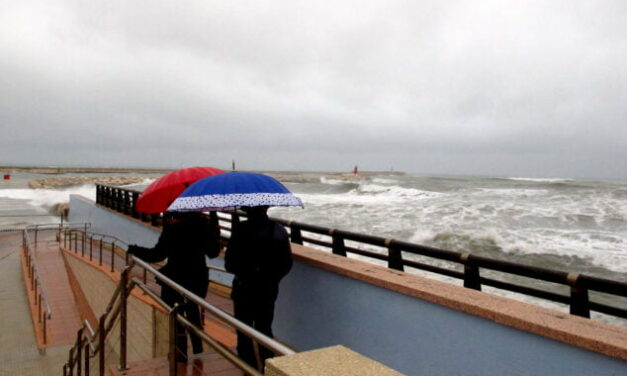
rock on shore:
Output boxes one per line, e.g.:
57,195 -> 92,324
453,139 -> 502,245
28,176 -> 148,189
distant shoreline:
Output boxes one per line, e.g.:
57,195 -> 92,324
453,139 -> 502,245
0,166 -> 173,174
0,165 -> 405,177
0,166 -> 405,189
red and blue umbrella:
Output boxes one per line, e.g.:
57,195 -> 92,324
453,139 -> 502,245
167,172 -> 303,211
135,166 -> 225,214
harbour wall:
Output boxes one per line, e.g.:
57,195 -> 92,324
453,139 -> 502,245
69,194 -> 627,376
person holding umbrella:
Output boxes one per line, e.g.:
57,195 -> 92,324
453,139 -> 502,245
168,171 -> 303,370
128,166 -> 224,363
127,212 -> 220,362
225,205 -> 292,370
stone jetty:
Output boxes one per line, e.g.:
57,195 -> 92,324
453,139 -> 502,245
28,176 -> 148,189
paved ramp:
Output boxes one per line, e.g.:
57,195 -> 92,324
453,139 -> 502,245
0,233 -> 72,376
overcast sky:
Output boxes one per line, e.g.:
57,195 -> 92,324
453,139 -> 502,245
1,1 -> 626,178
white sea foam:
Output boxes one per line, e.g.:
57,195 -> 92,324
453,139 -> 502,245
295,183 -> 444,206
372,178 -> 398,184
506,177 -> 574,183
120,178 -> 155,188
319,177 -> 352,185
0,185 -> 96,209
476,188 -> 550,198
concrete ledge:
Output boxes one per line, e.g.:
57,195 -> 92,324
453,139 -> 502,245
266,345 -> 404,376
291,244 -> 627,361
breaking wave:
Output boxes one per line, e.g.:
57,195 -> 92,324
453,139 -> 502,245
0,185 -> 96,211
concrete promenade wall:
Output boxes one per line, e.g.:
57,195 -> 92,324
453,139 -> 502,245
63,251 -> 168,363
69,195 -> 627,376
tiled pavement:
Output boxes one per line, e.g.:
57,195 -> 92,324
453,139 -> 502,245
0,233 -> 71,376
35,240 -> 82,346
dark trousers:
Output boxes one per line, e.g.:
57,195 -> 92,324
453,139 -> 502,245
161,286 -> 204,361
232,288 -> 277,370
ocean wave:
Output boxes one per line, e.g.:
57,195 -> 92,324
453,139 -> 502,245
320,177 -> 354,185
505,177 -> 574,183
357,183 -> 440,198
406,226 -> 627,275
0,185 -> 96,210
476,188 -> 550,198
372,177 -> 398,184
119,178 -> 155,189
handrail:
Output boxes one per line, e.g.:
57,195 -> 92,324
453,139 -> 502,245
132,257 -> 295,357
95,183 -> 627,321
19,223 -> 92,346
132,279 -> 263,376
61,229 -> 295,375
21,229 -> 52,345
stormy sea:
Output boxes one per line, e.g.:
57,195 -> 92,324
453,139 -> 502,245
1,170 -> 625,326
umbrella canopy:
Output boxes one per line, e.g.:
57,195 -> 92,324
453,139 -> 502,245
167,172 -> 304,211
135,166 -> 225,214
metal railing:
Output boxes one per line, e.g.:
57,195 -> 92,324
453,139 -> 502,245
61,229 -> 295,376
21,228 -> 53,345
95,184 -> 627,321
20,223 -> 91,345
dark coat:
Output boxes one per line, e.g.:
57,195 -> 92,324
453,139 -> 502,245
129,213 -> 220,297
225,215 -> 292,301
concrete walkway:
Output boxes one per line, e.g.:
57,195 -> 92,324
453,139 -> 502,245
0,233 -> 71,376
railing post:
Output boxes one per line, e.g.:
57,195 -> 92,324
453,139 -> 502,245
150,214 -> 159,227
330,231 -> 346,256
43,312 -> 48,345
112,188 -> 118,211
110,242 -> 115,273
38,294 -> 42,322
81,232 -> 85,257
99,239 -> 103,266
84,343 -> 90,376
169,304 -> 180,376
461,253 -> 482,291
68,348 -> 75,376
290,224 -> 303,245
89,236 -> 93,261
385,239 -> 404,271
74,233 -> 78,253
118,268 -> 129,371
99,316 -> 105,376
76,331 -> 83,376
568,273 -> 590,318
122,190 -> 128,214
132,192 -> 140,218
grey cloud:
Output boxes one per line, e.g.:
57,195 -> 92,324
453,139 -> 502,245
1,0 -> 626,178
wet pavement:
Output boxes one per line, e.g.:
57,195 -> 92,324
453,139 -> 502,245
0,233 -> 71,376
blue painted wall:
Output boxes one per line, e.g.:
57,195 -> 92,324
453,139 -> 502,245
274,262 -> 626,376
70,195 -> 626,376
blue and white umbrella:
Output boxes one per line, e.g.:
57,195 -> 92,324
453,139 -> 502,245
167,172 -> 304,211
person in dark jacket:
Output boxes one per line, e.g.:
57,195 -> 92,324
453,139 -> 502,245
225,206 -> 292,370
127,211 -> 220,361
